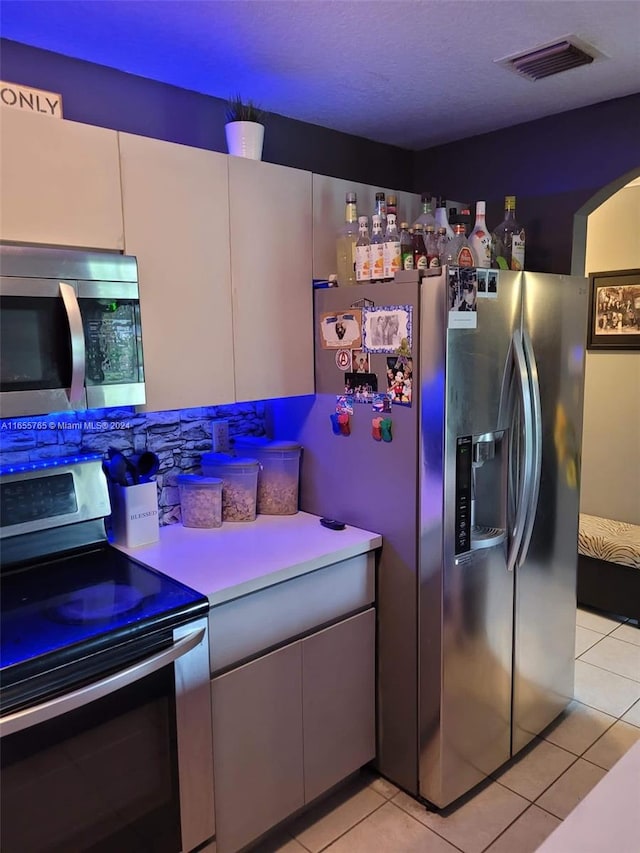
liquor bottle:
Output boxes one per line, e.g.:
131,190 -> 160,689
424,225 -> 441,268
412,193 -> 435,230
491,195 -> 525,271
383,213 -> 401,281
458,207 -> 472,236
435,197 -> 455,240
355,216 -> 371,282
370,214 -> 385,282
374,192 -> 387,226
399,221 -> 414,270
386,194 -> 398,221
412,224 -> 428,273
444,225 -> 474,268
336,191 -> 359,286
436,227 -> 448,261
467,201 -> 491,268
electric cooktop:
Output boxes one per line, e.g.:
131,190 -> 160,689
1,544 -> 208,675
0,455 -> 208,714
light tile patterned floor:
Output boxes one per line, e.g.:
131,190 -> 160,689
246,607 -> 640,853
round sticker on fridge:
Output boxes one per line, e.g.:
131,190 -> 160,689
335,349 -> 352,371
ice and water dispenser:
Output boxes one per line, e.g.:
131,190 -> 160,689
454,431 -> 507,555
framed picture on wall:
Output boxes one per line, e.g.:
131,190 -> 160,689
587,269 -> 640,351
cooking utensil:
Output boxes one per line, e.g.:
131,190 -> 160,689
103,447 -> 159,486
106,452 -> 134,486
129,451 -> 160,483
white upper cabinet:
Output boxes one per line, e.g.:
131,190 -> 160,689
228,158 -> 314,402
1,109 -> 401,411
312,174 -> 421,281
119,133 -> 235,410
0,110 -> 124,250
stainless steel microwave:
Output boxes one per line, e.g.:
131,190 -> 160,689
0,244 -> 145,418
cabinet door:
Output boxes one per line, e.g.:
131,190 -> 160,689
302,608 -> 376,802
0,110 -> 123,250
119,133 -> 235,410
228,158 -> 313,401
211,642 -> 304,853
312,174 -> 421,280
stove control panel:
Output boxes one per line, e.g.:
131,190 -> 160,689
0,456 -> 110,539
1,473 -> 77,527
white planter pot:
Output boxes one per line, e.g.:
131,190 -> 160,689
225,121 -> 264,160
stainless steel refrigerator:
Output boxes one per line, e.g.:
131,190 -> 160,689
275,267 -> 588,808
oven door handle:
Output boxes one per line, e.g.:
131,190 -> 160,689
0,627 -> 205,738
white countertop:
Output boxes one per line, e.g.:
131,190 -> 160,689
113,511 -> 382,606
536,740 -> 640,852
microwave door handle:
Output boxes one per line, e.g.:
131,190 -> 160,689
58,282 -> 85,405
0,627 -> 205,738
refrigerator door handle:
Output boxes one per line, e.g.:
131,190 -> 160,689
498,340 -> 519,525
517,330 -> 543,567
505,330 -> 533,573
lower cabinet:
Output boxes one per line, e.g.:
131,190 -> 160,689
211,642 -> 304,853
211,608 -> 375,853
302,611 -> 376,803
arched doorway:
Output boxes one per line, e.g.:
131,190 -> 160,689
572,167 -> 640,525
571,166 -> 640,276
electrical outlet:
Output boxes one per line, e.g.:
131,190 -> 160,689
212,420 -> 230,453
133,432 -> 147,453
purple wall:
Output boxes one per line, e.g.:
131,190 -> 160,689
0,38 -> 413,190
2,38 -> 638,273
412,94 -> 640,273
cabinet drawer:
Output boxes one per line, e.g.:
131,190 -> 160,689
209,552 -> 375,673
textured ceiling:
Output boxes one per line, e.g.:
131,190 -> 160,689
1,0 -> 639,150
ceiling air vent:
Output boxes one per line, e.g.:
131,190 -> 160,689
496,36 -> 601,81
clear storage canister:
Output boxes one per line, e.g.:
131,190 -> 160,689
232,438 -> 301,515
200,453 -> 259,522
177,474 -> 223,528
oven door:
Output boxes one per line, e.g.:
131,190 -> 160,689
0,276 -> 87,418
0,618 -> 215,853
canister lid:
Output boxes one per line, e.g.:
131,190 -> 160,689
233,438 -> 301,453
201,452 -> 259,468
177,474 -> 223,485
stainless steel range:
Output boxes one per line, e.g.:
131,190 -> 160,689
0,455 -> 215,853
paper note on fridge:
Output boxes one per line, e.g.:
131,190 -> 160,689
448,311 -> 478,329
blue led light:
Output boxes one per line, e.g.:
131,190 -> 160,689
0,453 -> 103,478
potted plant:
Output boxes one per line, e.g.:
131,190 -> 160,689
224,95 -> 266,161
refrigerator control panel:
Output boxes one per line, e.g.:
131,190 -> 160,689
455,436 -> 472,554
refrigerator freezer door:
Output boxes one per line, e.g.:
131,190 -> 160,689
296,280 -> 423,794
512,272 -> 588,753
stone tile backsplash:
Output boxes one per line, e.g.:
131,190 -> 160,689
0,403 -> 266,525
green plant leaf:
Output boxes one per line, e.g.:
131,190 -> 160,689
225,94 -> 265,124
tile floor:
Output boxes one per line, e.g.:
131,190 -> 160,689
247,607 -> 640,853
